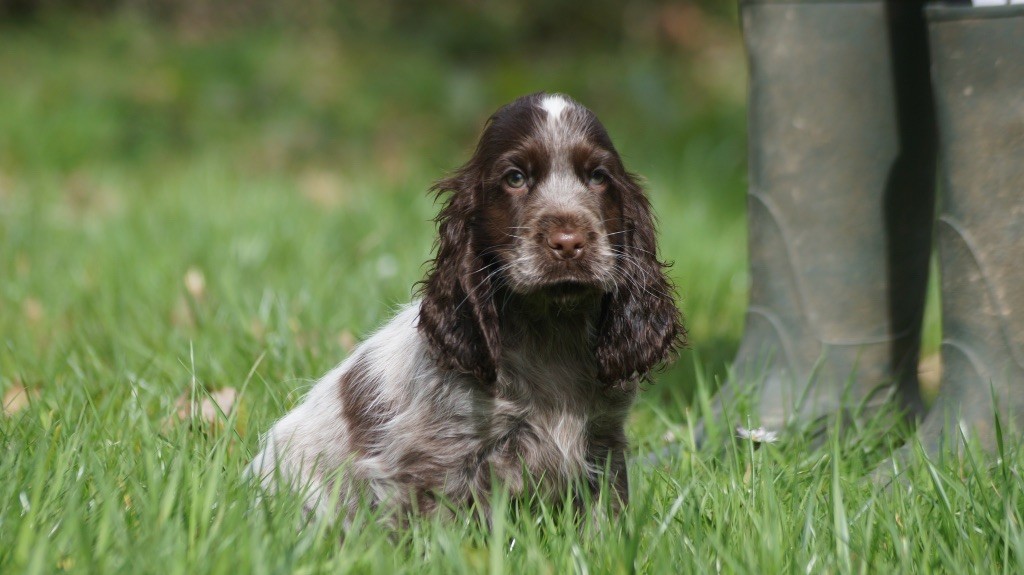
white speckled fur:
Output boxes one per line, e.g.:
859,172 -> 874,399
247,93 -> 682,525
248,301 -> 631,520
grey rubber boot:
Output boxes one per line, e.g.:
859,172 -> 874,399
884,4 -> 1024,467
697,0 -> 936,444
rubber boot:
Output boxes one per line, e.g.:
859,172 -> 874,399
697,0 -> 937,444
885,5 -> 1024,468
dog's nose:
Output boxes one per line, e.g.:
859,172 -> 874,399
547,229 -> 586,260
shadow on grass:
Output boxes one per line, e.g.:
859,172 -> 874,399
647,336 -> 738,413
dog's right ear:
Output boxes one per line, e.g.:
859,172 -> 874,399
417,166 -> 502,385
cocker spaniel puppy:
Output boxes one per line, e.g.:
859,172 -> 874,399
249,93 -> 684,522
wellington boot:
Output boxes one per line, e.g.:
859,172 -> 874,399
697,0 -> 936,444
883,5 -> 1024,470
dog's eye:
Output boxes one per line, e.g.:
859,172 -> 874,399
588,170 -> 607,187
504,170 -> 527,189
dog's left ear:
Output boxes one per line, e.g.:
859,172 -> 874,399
595,175 -> 685,389
417,167 -> 502,385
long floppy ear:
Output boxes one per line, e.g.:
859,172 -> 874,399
595,175 -> 686,390
417,168 -> 502,384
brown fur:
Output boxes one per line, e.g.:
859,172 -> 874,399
248,93 -> 685,525
418,93 -> 684,391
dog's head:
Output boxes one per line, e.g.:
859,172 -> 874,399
418,93 -> 684,388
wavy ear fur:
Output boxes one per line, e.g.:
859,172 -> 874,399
595,175 -> 686,390
417,168 -> 501,384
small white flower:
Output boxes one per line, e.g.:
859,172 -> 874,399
736,426 -> 779,444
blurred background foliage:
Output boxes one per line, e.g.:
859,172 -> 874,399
0,0 -> 745,182
0,0 -> 752,412
2,0 -> 739,53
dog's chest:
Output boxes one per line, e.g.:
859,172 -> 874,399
482,355 -> 631,490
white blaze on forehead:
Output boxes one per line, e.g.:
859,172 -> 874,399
536,94 -> 589,195
537,94 -> 585,161
540,94 -> 571,121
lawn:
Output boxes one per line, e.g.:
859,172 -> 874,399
1,11 -> 1022,574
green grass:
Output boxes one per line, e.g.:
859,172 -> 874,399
1,14 -> 1021,574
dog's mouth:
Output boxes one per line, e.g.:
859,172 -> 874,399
537,281 -> 604,304
501,246 -> 614,299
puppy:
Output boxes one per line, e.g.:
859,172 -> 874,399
249,93 -> 683,522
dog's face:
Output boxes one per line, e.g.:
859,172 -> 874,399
419,93 -> 684,387
472,94 -> 623,300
